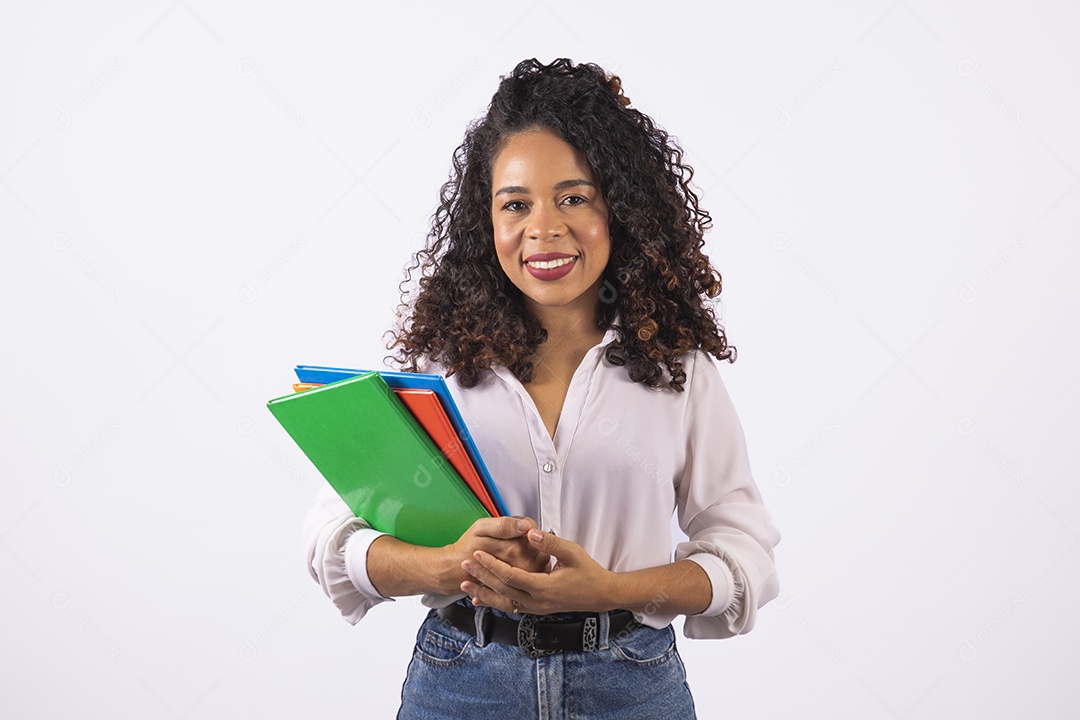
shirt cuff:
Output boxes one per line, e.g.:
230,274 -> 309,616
684,553 -> 736,617
344,528 -> 394,602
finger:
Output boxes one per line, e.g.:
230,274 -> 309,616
527,528 -> 575,561
463,551 -> 534,595
460,580 -> 524,614
512,515 -> 540,530
461,554 -> 513,594
473,516 -> 533,540
460,580 -> 481,600
474,542 -> 551,573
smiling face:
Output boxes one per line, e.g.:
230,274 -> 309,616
490,128 -> 611,320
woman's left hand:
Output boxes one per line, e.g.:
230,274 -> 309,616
459,528 -> 618,614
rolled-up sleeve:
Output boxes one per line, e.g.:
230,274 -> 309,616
301,482 -> 394,624
674,352 -> 781,639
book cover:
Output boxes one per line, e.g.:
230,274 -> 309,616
268,372 -> 488,547
294,365 -> 509,516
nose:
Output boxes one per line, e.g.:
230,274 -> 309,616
527,202 -> 566,241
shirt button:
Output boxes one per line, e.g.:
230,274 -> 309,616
542,461 -> 554,473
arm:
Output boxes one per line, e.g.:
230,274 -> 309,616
673,351 -> 781,638
608,558 -> 712,616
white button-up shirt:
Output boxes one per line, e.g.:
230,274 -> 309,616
301,324 -> 781,639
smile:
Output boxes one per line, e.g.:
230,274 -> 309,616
524,255 -> 578,281
524,256 -> 578,270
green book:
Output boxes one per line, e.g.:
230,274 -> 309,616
267,371 -> 488,547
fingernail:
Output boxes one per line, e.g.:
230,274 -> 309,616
528,529 -> 543,542
516,519 -> 530,532
462,561 -> 473,573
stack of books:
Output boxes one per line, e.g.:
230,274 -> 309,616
267,366 -> 508,547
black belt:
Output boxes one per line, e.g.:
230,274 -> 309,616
438,601 -> 638,658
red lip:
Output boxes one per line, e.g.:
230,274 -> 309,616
524,252 -> 576,263
524,256 -> 577,281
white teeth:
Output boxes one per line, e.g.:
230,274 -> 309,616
526,256 -> 576,270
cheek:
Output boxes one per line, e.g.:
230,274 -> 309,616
492,231 -> 517,268
491,216 -> 512,244
584,223 -> 612,261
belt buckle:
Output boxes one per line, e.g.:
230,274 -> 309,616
516,615 -> 560,659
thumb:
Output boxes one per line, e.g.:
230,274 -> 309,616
527,528 -> 570,558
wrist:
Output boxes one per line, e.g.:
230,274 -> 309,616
368,536 -> 458,598
429,543 -> 465,596
603,569 -> 630,612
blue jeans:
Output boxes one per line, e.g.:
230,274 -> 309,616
397,603 -> 697,719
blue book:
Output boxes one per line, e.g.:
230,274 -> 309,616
294,365 -> 510,517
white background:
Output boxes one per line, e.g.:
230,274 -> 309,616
3,1 -> 1079,717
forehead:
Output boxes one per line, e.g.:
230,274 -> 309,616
491,129 -> 595,182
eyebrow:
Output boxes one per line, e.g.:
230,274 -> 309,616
493,179 -> 597,197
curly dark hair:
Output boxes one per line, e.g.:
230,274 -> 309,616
387,57 -> 735,391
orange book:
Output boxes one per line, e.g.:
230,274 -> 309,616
393,389 -> 499,517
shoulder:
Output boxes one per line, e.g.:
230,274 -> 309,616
683,348 -> 723,384
594,346 -> 724,397
678,348 -> 739,416
670,348 -> 728,396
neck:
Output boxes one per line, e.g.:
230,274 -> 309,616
523,288 -> 608,381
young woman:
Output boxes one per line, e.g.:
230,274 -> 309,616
302,58 -> 781,719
